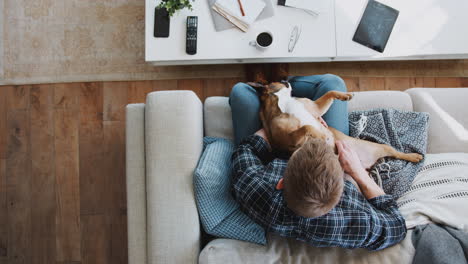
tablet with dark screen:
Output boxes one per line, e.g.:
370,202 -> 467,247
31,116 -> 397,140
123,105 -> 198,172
352,0 -> 399,53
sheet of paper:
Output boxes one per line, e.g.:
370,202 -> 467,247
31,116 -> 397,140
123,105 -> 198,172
285,0 -> 328,14
208,0 -> 275,32
214,0 -> 266,25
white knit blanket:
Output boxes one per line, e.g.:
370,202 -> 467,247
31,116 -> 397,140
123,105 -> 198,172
397,153 -> 468,231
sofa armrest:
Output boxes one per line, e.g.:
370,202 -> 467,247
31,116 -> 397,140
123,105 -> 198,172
126,104 -> 147,264
145,91 -> 203,264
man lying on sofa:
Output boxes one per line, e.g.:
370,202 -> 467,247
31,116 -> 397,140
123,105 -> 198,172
229,74 -> 407,251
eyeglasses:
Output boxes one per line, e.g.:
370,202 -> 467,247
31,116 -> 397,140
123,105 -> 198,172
288,25 -> 302,53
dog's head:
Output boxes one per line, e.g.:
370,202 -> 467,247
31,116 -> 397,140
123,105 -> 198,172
247,80 -> 292,97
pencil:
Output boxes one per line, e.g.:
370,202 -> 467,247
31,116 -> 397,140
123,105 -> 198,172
237,0 -> 245,16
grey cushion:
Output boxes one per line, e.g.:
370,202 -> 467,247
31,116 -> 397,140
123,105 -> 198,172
194,137 -> 267,245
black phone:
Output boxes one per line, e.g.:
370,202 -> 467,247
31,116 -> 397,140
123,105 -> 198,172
154,7 -> 170,38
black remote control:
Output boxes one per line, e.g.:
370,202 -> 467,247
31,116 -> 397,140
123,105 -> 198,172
186,16 -> 198,55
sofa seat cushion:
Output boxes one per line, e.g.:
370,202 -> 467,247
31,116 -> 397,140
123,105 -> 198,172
199,232 -> 415,264
406,88 -> 468,153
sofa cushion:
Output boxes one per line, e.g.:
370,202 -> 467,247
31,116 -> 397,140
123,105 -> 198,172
199,232 -> 415,264
204,97 -> 234,140
348,91 -> 413,111
406,88 -> 468,153
194,137 -> 267,245
204,91 -> 413,140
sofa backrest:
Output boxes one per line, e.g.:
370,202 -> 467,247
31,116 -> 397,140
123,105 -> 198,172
407,88 -> 468,153
203,90 -> 413,140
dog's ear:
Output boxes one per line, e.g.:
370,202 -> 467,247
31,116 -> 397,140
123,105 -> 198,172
247,82 -> 265,89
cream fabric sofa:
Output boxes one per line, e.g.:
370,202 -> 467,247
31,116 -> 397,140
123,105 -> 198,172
126,88 -> 468,264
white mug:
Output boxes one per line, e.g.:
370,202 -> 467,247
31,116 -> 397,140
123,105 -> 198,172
249,31 -> 274,49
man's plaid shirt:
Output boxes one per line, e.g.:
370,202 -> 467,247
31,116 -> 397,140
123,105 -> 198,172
231,135 -> 407,251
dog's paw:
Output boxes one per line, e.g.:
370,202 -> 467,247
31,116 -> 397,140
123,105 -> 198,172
406,153 -> 423,163
335,92 -> 354,101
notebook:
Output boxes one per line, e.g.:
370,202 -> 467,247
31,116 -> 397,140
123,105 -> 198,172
352,0 -> 399,53
212,0 -> 266,32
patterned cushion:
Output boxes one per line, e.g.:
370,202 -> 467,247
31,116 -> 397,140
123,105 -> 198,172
193,137 -> 267,245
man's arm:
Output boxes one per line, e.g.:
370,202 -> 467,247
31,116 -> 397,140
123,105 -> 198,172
336,141 -> 385,199
336,140 -> 406,250
231,133 -> 282,225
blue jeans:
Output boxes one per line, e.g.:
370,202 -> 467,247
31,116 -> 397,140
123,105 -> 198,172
229,74 -> 349,145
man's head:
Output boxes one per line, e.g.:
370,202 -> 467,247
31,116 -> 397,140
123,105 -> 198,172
283,138 -> 344,218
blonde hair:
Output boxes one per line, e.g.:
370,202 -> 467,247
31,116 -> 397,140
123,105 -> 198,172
283,139 -> 344,218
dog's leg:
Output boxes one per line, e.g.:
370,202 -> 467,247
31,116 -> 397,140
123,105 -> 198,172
314,91 -> 354,116
349,138 -> 423,168
378,144 -> 424,163
331,128 -> 424,168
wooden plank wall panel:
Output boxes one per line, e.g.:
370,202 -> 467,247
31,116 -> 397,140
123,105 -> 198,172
6,109 -> 31,264
128,81 -> 153,104
103,82 -> 128,122
81,215 -> 110,264
0,87 -> 7,261
0,88 -> 6,159
6,85 -> 31,264
178,79 -> 204,100
30,85 -> 56,264
0,159 -> 6,260
0,72 -> 466,264
54,83 -> 81,262
103,121 -> 127,264
79,82 -> 105,217
153,79 -> 178,92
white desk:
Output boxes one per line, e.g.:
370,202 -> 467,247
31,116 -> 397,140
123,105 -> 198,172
145,0 -> 468,65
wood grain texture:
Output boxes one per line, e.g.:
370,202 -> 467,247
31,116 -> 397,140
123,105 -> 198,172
436,77 -> 462,87
342,77 -> 359,92
81,215 -> 110,264
103,121 -> 126,213
128,81 -> 153,104
79,119 -> 106,215
0,88 -> 6,159
103,82 -> 128,121
178,79 -> 204,100
153,79 -> 178,92
55,108 -> 80,262
54,83 -> 79,110
0,159 -> 6,258
79,83 -> 103,122
359,77 -> 385,91
384,77 -> 411,91
422,77 -> 436,87
5,85 -> 30,110
6,110 -> 31,264
30,85 -> 56,264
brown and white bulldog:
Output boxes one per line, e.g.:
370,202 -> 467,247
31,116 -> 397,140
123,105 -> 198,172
247,81 -> 423,169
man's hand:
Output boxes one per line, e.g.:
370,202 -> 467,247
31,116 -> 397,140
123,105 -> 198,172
255,129 -> 269,144
336,140 -> 385,199
336,140 -> 366,179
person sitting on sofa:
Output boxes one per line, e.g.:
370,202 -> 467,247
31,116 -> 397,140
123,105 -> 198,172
229,74 -> 407,251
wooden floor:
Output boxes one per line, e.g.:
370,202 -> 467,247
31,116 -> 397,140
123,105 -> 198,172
0,75 -> 467,264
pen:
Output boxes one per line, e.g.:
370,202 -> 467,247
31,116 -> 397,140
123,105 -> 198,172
237,0 -> 245,16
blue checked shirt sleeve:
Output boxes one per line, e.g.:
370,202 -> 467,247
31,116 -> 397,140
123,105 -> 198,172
363,194 -> 407,250
231,135 -> 280,226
